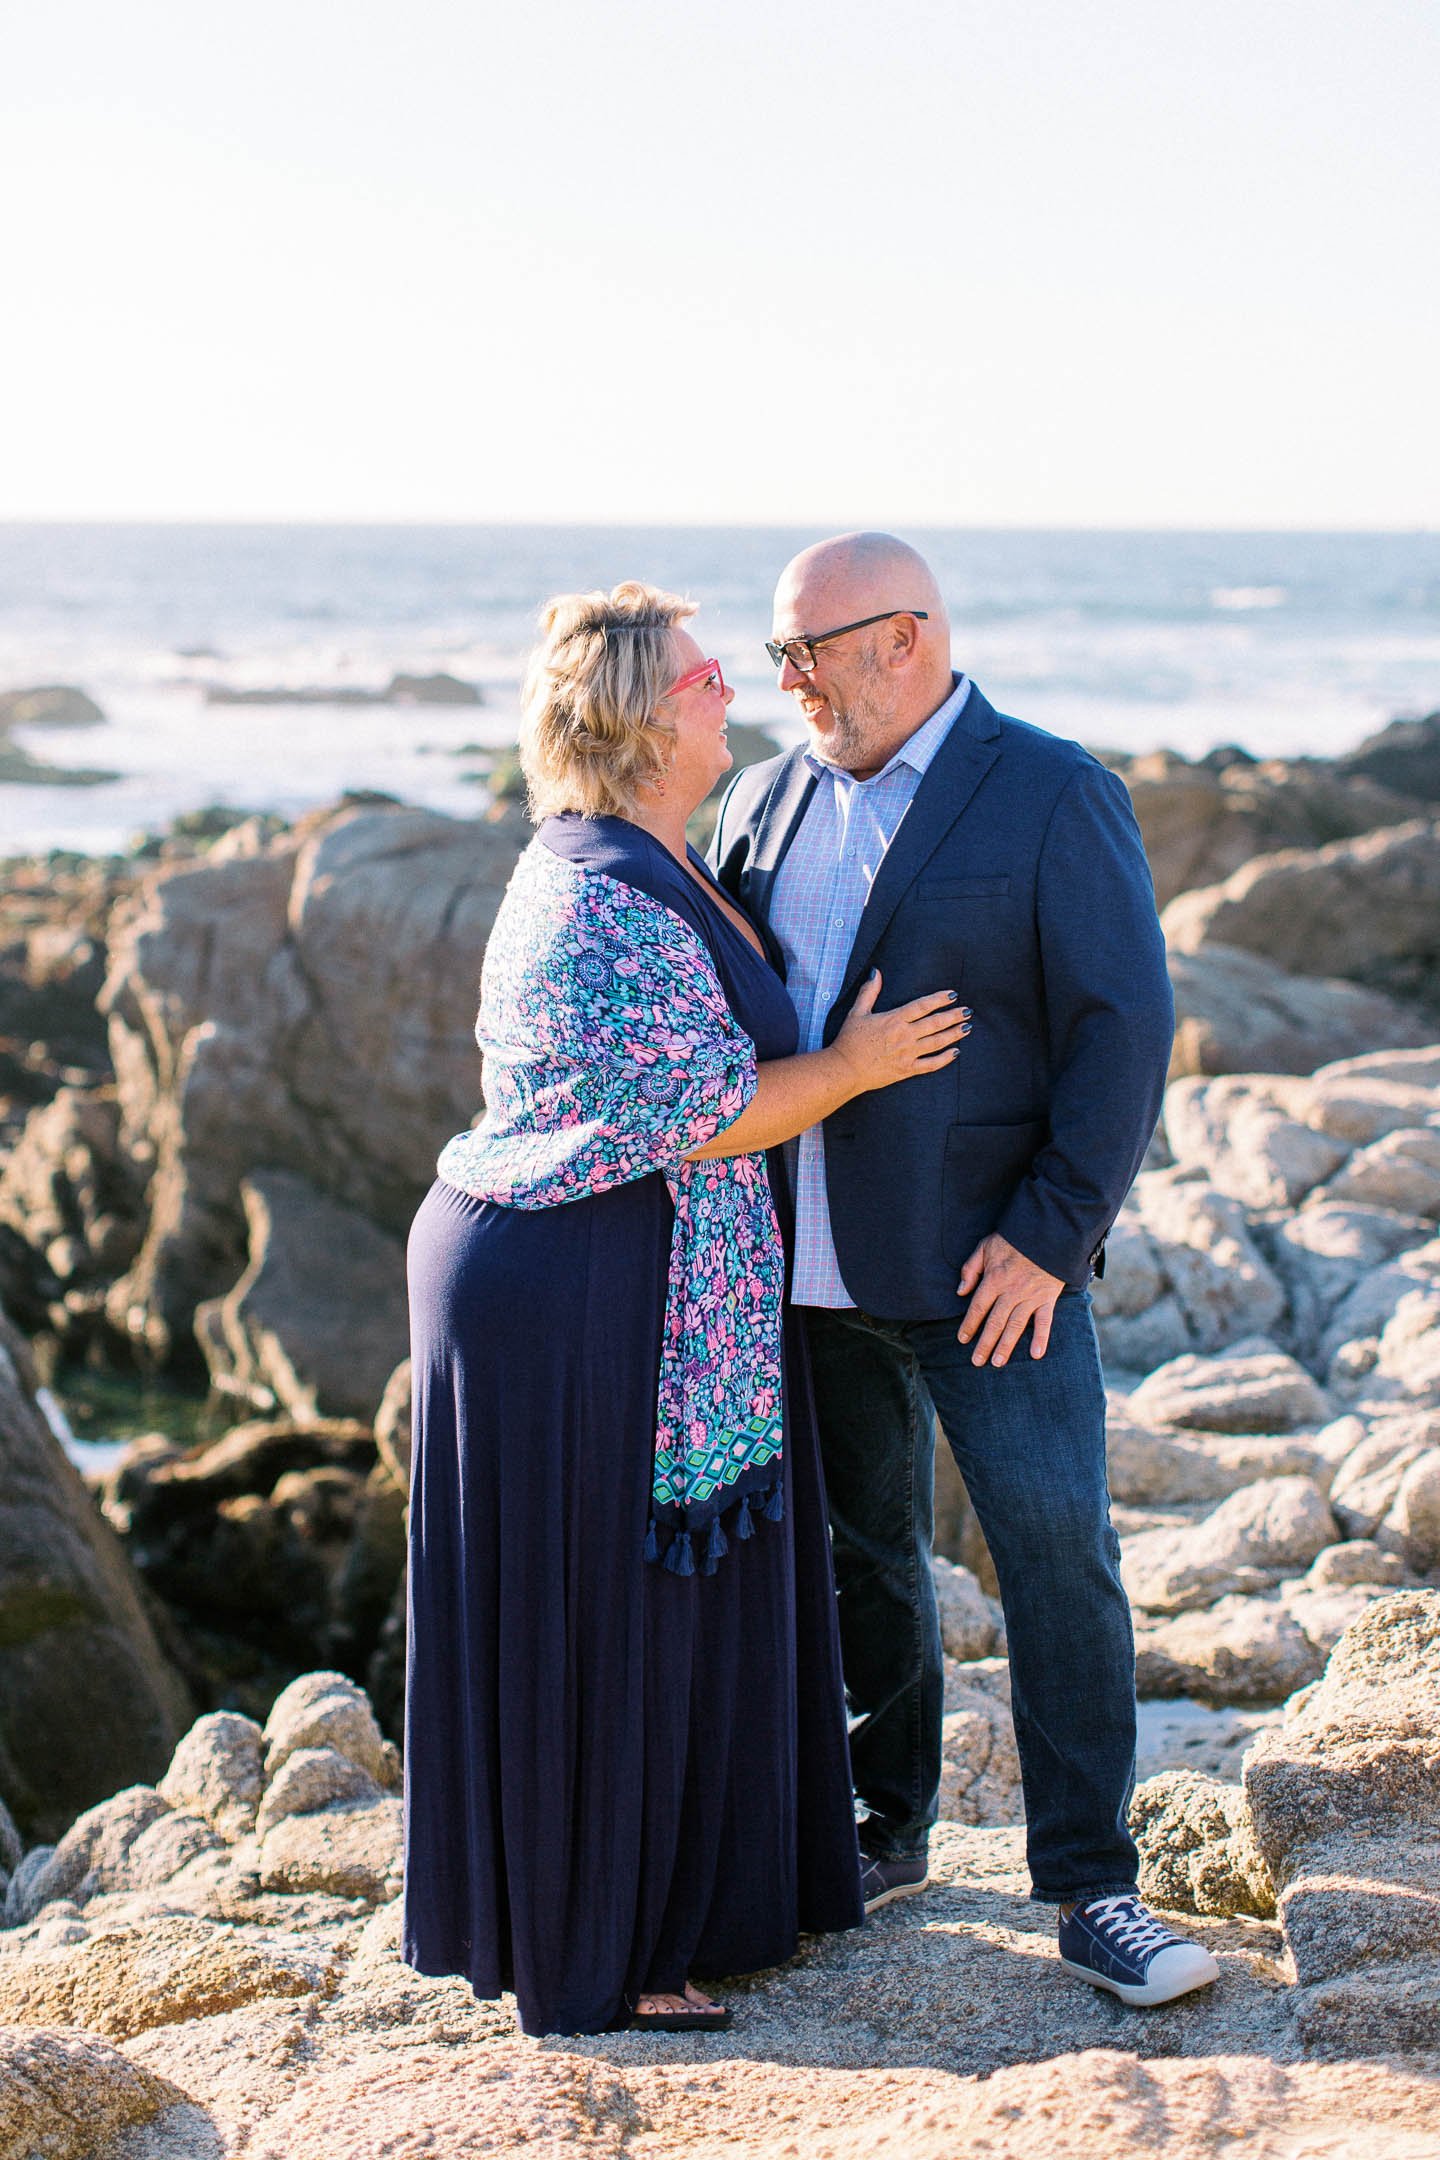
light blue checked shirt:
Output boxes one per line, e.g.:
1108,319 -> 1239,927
770,674 -> 972,1307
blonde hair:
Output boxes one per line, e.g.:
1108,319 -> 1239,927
519,581 -> 697,820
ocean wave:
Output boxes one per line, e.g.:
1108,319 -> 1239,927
1210,585 -> 1287,611
3,526 -> 1439,854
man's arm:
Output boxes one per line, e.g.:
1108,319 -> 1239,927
999,759 -> 1173,1281
961,760 -> 1173,1365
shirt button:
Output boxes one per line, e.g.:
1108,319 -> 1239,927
832,916 -> 844,928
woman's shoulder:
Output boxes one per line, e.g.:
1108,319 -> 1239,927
536,815 -> 715,946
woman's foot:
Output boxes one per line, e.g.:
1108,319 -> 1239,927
630,1980 -> 730,2029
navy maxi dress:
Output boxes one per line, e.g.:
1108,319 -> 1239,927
402,814 -> 862,2036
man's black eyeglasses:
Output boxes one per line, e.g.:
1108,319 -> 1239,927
765,610 -> 929,675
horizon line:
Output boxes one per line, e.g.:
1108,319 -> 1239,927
0,516 -> 1434,538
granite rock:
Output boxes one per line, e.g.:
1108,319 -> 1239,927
1105,1402 -> 1328,1507
99,802 -> 525,1364
372,1356 -> 412,1494
1271,1201 -> 1435,1359
262,1670 -> 397,1789
254,1747 -> 380,1842
938,1659 -> 1022,1825
0,1305 -> 191,1843
1328,1416 -> 1440,1538
158,1712 -> 265,1843
931,1555 -> 1005,1662
1130,1768 -> 1276,1918
1133,1595 -> 1326,1705
193,1170 -> 409,1422
1129,1344 -> 1331,1435
1122,1477 -> 1337,1615
0,1797 -> 20,1877
3,1845 -> 55,1928
1125,1180 -> 1285,1352
1162,819 -> 1440,1015
0,2024 -> 182,2160
1323,1125 -> 1440,1218
0,1909 -> 338,2039
20,1786 -> 172,1914
1337,708 -> 1440,800
4,1655 -> 1440,2154
1304,1538 -> 1409,1589
257,1795 -> 403,1903
122,1807 -> 226,1893
1244,1589 -> 1440,2057
1166,943 -> 1432,1081
1162,1074 -> 1346,1208
1303,1070 -> 1440,1147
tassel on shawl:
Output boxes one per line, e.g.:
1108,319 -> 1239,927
647,1481 -> 784,1574
701,1516 -> 729,1575
663,1530 -> 696,1577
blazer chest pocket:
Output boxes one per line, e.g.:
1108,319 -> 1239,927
917,874 -> 1011,899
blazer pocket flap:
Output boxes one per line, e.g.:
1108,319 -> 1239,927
917,874 -> 1011,899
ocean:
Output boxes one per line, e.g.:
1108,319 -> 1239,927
2,524 -> 1438,857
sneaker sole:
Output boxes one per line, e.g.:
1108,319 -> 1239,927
1059,1953 -> 1220,2007
863,1875 -> 931,1915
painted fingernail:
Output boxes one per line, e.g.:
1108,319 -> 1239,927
960,1007 -> 972,1018
947,990 -> 960,1002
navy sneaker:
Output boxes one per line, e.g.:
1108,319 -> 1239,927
860,1853 -> 930,1913
1058,1893 -> 1220,2006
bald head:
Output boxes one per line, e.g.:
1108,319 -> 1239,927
775,531 -> 948,634
771,532 -> 955,777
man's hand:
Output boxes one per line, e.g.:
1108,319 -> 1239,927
957,1234 -> 1065,1366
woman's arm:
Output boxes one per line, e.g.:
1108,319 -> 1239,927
686,974 -> 969,1161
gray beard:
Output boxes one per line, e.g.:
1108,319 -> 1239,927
806,701 -> 889,775
803,658 -> 892,775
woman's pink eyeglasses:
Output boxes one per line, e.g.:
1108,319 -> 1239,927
664,658 -> 727,698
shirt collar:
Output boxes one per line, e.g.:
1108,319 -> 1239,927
802,673 -> 971,787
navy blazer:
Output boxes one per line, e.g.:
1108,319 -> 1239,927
710,681 -> 1174,1318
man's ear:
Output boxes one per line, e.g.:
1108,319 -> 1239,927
887,614 -> 922,669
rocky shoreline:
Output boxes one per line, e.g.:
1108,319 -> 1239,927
1,1600 -> 1438,2156
0,685 -> 118,789
2,707 -> 1440,2153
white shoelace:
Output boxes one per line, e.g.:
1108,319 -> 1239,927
1081,1895 -> 1178,1957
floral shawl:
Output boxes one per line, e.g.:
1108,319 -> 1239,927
437,836 -> 785,1576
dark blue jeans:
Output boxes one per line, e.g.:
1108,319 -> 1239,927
803,1291 -> 1139,1905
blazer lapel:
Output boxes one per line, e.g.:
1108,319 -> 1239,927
831,686 -> 1003,1013
745,748 -> 816,918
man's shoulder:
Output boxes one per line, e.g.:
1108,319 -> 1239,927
717,743 -> 806,828
985,702 -> 1111,788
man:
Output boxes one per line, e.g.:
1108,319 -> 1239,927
711,532 -> 1217,2007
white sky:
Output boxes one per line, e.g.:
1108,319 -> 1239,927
1,0 -> 1436,526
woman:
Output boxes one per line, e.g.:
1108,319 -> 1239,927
402,582 -> 969,2036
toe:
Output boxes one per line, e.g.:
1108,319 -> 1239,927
683,1982 -> 727,2016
